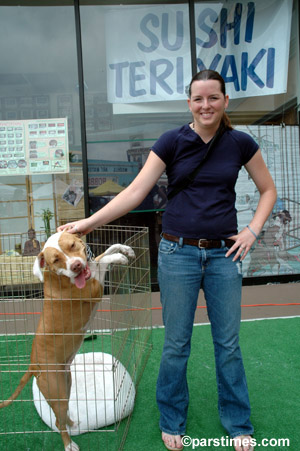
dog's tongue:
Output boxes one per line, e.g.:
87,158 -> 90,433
74,265 -> 91,289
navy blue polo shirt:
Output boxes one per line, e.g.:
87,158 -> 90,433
152,124 -> 259,239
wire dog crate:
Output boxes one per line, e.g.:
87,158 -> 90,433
0,225 -> 152,451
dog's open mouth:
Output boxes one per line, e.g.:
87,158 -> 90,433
74,264 -> 91,289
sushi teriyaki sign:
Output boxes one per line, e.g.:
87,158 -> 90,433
105,0 -> 292,103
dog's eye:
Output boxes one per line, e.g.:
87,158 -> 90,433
53,258 -> 59,264
71,242 -> 75,249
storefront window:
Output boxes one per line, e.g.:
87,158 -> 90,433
80,0 -> 300,284
0,1 -> 299,282
80,1 -> 192,285
80,1 -> 191,210
0,1 -> 83,250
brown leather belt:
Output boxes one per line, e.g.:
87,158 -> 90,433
162,233 -> 235,249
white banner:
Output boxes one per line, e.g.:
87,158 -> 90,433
105,0 -> 292,103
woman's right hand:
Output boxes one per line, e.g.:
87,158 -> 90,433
57,218 -> 94,236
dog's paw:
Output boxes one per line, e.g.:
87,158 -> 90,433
115,254 -> 129,265
65,440 -> 80,451
100,253 -> 129,266
120,245 -> 135,259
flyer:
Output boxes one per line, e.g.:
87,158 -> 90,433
0,118 -> 69,176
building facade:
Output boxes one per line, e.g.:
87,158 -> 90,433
0,0 -> 299,285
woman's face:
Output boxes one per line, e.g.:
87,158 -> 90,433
187,79 -> 229,131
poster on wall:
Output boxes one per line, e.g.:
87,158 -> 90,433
105,0 -> 293,103
235,125 -> 300,278
62,179 -> 84,208
0,118 -> 69,176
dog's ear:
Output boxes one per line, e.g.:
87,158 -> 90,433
33,252 -> 45,282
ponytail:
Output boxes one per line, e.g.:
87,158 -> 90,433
222,112 -> 233,130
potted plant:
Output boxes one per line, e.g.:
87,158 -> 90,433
41,208 -> 54,239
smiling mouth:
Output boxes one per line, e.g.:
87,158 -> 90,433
74,264 -> 91,289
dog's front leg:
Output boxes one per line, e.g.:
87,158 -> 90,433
89,245 -> 135,285
98,244 -> 135,259
89,253 -> 130,286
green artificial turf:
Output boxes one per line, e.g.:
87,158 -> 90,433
124,317 -> 300,451
0,317 -> 299,450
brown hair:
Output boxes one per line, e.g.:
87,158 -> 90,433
188,70 -> 233,130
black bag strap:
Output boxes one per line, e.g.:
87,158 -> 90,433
167,123 -> 225,201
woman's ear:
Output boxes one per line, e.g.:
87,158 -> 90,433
224,94 -> 229,109
187,98 -> 192,112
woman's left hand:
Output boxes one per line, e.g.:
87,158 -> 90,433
225,227 -> 258,261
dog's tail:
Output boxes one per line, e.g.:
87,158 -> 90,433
0,371 -> 33,408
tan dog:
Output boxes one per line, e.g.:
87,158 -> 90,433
0,231 -> 135,451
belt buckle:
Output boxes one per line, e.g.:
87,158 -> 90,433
198,239 -> 206,249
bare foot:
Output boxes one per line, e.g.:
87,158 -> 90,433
162,432 -> 183,450
233,435 -> 254,451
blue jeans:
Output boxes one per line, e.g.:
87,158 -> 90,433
156,237 -> 254,438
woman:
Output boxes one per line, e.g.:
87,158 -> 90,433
58,70 -> 277,451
